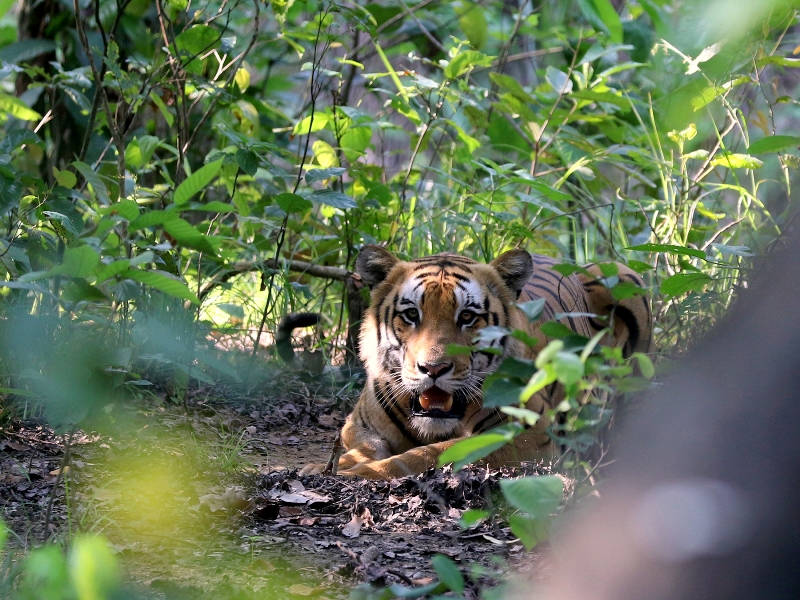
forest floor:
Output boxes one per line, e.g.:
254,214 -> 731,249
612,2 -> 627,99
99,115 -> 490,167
0,370 -> 551,599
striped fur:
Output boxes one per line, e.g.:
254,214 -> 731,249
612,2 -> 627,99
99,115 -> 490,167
301,246 -> 653,479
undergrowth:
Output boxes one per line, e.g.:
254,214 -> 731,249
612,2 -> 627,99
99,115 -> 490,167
0,0 -> 798,597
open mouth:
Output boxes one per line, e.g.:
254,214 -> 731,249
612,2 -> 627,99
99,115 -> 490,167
411,386 -> 463,418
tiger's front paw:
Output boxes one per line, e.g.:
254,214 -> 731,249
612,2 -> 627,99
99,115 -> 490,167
299,462 -> 327,476
338,457 -> 420,480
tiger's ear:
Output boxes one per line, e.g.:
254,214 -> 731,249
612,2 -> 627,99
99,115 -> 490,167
356,245 -> 401,289
490,249 -> 533,296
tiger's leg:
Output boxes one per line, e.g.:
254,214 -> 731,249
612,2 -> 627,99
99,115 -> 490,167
338,439 -> 459,479
337,402 -> 556,479
300,398 -> 395,475
339,423 -> 556,479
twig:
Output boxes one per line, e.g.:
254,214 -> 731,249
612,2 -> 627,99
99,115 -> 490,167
43,427 -> 74,542
323,432 -> 343,476
250,10 -> 327,367
387,569 -> 415,585
72,0 -> 126,188
532,202 -> 614,232
182,0 -> 261,154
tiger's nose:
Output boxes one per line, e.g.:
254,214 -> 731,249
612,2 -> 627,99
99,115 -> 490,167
418,361 -> 453,378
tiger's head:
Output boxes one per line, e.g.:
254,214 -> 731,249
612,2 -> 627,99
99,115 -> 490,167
356,245 -> 533,439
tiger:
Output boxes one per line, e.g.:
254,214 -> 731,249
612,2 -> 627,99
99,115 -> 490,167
301,245 -> 653,479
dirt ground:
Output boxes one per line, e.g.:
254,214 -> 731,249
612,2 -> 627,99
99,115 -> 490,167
0,372 -> 551,599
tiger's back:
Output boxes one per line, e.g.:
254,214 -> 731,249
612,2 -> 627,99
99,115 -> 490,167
301,247 -> 652,479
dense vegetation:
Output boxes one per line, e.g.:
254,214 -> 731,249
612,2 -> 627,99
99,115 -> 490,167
0,0 -> 798,596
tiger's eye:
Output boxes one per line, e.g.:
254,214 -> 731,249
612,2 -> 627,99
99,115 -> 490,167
460,310 -> 476,322
404,308 -> 419,321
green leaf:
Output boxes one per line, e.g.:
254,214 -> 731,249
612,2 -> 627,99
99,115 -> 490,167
545,66 -> 573,94
124,269 -> 200,304
95,259 -> 131,283
0,93 -> 40,122
552,351 -> 584,386
311,189 -> 358,210
234,99 -> 261,134
691,85 -> 723,112
174,25 -> 220,73
661,273 -> 712,297
235,148 -> 259,176
276,192 -> 313,214
520,367 -> 557,401
72,161 -> 110,204
669,127 -> 699,150
0,387 -> 38,398
305,167 -> 346,183
129,251 -> 154,267
510,329 -> 538,348
187,201 -> 238,213
0,92 -> 40,121
709,153 -> 763,170
551,263 -> 592,277
149,91 -> 174,127
539,321 -> 574,339
341,126 -> 372,162
458,509 -> 488,527
709,243 -> 755,257
456,1 -> 488,49
627,243 -> 706,260
612,280 -> 647,301
129,210 -> 180,230
125,135 -> 160,170
54,169 -> 77,189
0,38 -> 56,63
683,149 -> 710,160
755,56 -> 800,68
162,219 -> 217,254
534,340 -> 564,368
444,50 -> 494,79
494,356 -> 537,379
589,0 -> 623,43
483,378 -> 525,408
48,246 -> 100,278
431,555 -> 464,593
22,545 -> 70,596
0,129 -> 40,154
234,67 -> 250,92
292,112 -> 332,135
489,73 -> 534,104
746,135 -> 800,155
509,513 -> 551,551
570,89 -> 629,108
445,343 -> 473,356
631,352 -> 655,378
438,424 -> 521,471
500,475 -> 563,518
69,535 -> 118,600
174,159 -> 224,204
626,260 -> 654,273
500,406 -> 542,426
217,302 -> 245,319
387,582 -> 446,599
61,280 -> 108,303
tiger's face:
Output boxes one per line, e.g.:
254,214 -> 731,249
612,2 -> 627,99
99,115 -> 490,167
357,247 -> 533,439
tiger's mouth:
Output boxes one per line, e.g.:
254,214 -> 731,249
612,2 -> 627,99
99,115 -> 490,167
411,386 -> 463,418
